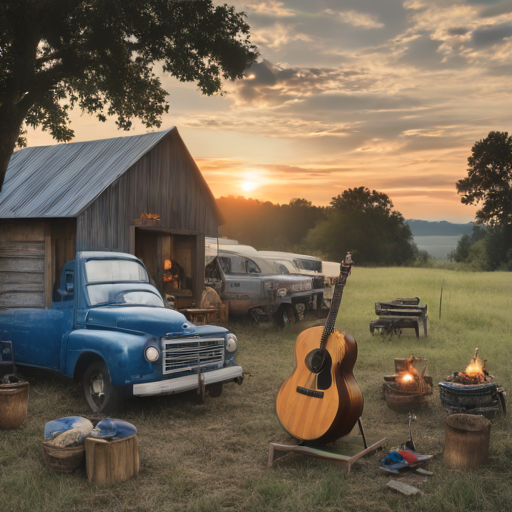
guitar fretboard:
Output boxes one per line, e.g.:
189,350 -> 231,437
319,258 -> 352,350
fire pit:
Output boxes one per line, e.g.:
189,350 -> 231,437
383,356 -> 433,411
439,349 -> 506,418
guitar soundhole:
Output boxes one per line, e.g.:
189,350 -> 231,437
317,352 -> 332,390
304,349 -> 332,390
305,348 -> 326,373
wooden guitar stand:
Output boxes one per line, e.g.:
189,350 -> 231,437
268,419 -> 386,475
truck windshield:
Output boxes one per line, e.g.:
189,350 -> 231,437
88,285 -> 164,307
85,260 -> 148,283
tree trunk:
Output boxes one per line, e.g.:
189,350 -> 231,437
0,104 -> 27,193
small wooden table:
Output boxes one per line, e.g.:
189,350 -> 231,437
179,308 -> 218,325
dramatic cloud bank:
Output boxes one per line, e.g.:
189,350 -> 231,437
26,0 -> 512,221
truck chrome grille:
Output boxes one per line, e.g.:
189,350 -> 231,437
161,337 -> 225,375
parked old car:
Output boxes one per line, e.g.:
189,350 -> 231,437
257,250 -> 323,274
205,250 -> 326,326
0,251 -> 243,413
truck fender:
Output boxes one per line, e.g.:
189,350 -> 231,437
64,329 -> 156,386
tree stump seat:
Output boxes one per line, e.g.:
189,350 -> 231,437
443,414 -> 491,469
85,434 -> 139,486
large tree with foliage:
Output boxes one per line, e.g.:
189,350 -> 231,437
306,187 -> 416,265
455,132 -> 512,270
0,0 -> 257,190
456,131 -> 512,226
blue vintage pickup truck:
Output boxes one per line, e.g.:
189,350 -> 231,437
0,251 -> 243,412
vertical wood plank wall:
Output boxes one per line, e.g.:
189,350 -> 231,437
77,129 -> 218,303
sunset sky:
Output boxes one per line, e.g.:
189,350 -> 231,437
24,0 -> 512,222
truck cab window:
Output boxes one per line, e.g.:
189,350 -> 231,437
245,259 -> 261,274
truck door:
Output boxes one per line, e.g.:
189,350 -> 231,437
4,267 -> 74,370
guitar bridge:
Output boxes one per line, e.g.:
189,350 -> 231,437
296,386 -> 324,399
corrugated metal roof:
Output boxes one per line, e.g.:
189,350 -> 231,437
0,128 -> 174,218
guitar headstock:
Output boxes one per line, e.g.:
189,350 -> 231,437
338,253 -> 353,284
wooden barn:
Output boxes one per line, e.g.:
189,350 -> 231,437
0,128 -> 224,309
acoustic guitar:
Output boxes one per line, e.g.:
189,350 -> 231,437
276,253 -> 363,444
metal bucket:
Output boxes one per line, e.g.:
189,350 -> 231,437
0,380 -> 29,428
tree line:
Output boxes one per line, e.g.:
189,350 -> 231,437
219,131 -> 512,271
217,188 -> 419,266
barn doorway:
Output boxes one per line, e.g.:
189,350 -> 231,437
134,228 -> 197,307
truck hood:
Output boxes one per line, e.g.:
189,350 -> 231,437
85,306 -> 190,338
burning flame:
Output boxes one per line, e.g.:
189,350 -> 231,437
466,358 -> 484,377
393,356 -> 432,395
163,259 -> 179,287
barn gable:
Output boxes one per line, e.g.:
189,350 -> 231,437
0,128 -> 224,308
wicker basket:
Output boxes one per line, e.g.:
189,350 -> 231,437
0,381 -> 29,429
383,386 -> 430,411
42,441 -> 85,472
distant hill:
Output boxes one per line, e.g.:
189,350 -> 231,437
406,220 -> 474,236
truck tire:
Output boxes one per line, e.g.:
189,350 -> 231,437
82,360 -> 123,414
274,304 -> 296,328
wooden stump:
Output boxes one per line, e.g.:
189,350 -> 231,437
85,434 -> 140,486
0,381 -> 29,428
443,414 -> 491,470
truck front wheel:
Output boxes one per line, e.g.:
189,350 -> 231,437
82,360 -> 123,414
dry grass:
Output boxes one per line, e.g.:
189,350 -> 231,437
1,267 -> 512,512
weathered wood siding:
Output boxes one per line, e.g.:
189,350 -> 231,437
76,129 -> 219,302
76,129 -> 219,251
0,220 -> 46,307
0,218 -> 77,308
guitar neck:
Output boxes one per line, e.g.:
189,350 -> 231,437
319,256 -> 352,349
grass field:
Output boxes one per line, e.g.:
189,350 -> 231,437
1,267 -> 512,512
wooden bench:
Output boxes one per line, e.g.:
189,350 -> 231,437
370,316 -> 420,338
392,297 -> 420,305
375,303 -> 428,337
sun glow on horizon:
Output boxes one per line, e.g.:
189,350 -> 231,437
241,181 -> 258,192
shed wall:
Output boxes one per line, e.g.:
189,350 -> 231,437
76,129 -> 218,303
76,129 -> 218,252
0,218 -> 76,308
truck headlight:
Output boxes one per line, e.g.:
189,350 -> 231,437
145,346 -> 160,362
276,288 -> 287,298
226,334 -> 238,353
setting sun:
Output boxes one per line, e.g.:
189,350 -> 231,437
241,181 -> 258,192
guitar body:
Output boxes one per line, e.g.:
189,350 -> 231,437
276,326 -> 364,444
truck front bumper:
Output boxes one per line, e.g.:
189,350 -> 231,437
132,366 -> 244,397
